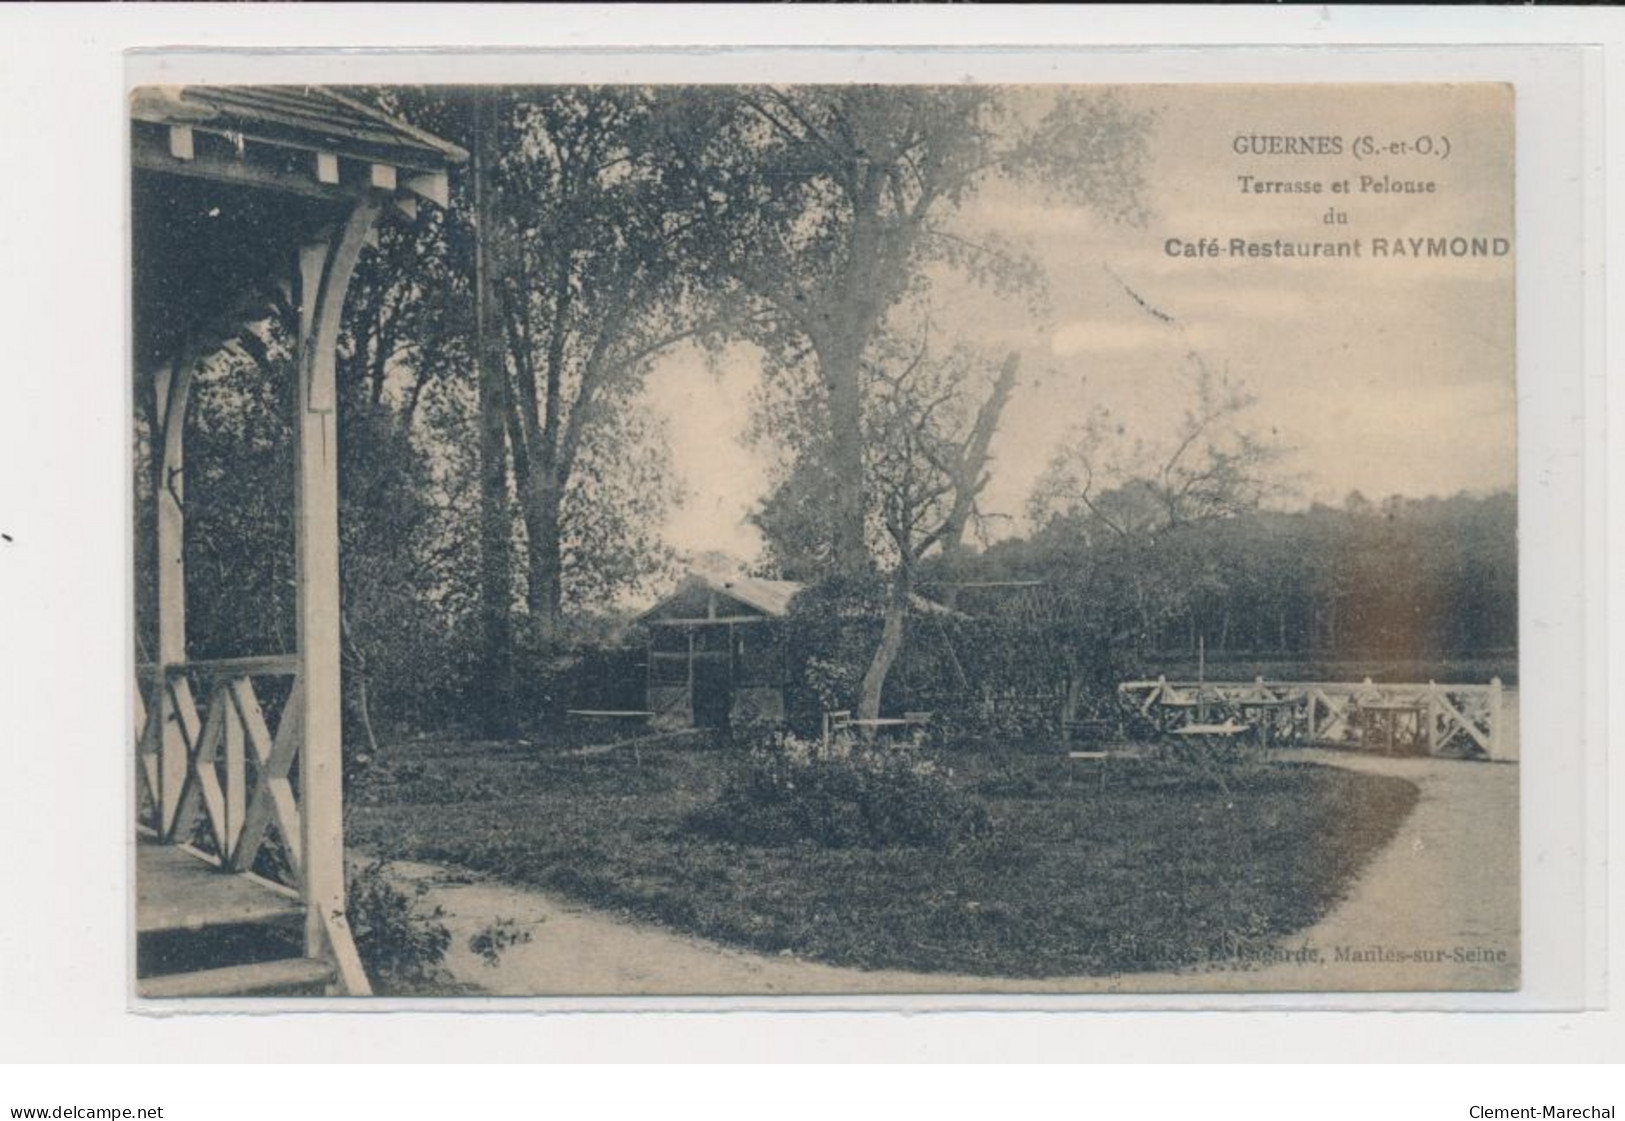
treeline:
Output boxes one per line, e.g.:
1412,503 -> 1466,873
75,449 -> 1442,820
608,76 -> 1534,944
944,490 -> 1517,668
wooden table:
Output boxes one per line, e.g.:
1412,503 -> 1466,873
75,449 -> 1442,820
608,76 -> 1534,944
1171,720 -> 1249,750
1155,695 -> 1208,733
1235,696 -> 1302,747
1354,701 -> 1427,755
846,717 -> 930,744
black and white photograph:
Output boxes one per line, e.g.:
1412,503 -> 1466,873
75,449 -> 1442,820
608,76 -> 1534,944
129,80 -> 1520,999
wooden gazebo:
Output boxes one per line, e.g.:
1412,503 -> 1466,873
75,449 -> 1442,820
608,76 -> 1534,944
130,86 -> 465,997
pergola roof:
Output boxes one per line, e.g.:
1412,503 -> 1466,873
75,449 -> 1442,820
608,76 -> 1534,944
133,86 -> 467,168
131,84 -> 466,376
132,85 -> 466,209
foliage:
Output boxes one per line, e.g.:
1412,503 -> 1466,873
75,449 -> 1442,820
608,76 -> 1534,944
345,859 -> 454,994
679,86 -> 1157,575
778,576 -> 886,734
967,489 -> 1518,668
690,730 -> 994,851
479,87 -> 709,632
140,305 -> 484,751
891,484 -> 1518,740
1030,358 -> 1286,537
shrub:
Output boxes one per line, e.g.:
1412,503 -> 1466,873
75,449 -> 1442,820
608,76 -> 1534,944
468,917 -> 537,968
691,731 -> 994,850
779,577 -> 887,737
346,859 -> 453,994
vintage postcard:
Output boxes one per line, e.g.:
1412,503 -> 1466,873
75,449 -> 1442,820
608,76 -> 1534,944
130,81 -> 1517,999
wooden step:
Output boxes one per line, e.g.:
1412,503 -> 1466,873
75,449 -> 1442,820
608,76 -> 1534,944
137,842 -> 303,934
138,957 -> 335,999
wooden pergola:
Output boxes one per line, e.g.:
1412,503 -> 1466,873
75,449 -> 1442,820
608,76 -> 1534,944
130,86 -> 465,997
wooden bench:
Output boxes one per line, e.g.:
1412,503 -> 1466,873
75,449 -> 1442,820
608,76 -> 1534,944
1066,749 -> 1113,791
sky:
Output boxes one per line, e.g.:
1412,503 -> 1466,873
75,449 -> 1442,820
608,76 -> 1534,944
641,84 -> 1516,569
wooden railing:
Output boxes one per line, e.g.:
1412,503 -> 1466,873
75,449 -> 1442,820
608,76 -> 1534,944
135,652 -> 368,993
1117,676 -> 1509,759
135,655 -> 304,885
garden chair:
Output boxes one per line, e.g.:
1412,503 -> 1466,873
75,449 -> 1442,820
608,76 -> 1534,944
821,710 -> 852,748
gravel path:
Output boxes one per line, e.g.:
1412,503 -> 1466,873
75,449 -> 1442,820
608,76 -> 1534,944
382,750 -> 1518,996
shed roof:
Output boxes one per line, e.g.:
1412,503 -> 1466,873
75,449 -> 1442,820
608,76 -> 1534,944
638,574 -> 803,624
707,575 -> 804,618
640,573 -> 962,624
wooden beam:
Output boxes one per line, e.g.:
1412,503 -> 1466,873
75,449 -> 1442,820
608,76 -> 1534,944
134,675 -> 161,829
300,204 -> 375,414
647,615 -> 771,626
223,681 -> 247,855
158,674 -> 202,840
153,353 -> 195,834
139,957 -> 334,1000
133,130 -> 370,205
369,163 -> 398,191
405,170 -> 449,208
168,125 -> 194,161
169,685 -> 230,856
1488,677 -> 1505,758
227,677 -> 304,883
173,653 -> 300,679
141,109 -> 456,174
315,151 -> 340,185
293,201 -> 380,996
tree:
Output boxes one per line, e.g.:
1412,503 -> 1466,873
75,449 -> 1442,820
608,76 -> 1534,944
486,88 -> 715,638
1030,358 -> 1283,541
855,344 -> 1020,722
677,86 -> 1154,576
1024,358 -> 1286,721
472,89 -> 519,736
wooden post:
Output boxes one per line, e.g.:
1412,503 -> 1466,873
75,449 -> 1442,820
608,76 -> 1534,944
154,355 -> 196,835
686,630 -> 696,727
1488,676 -> 1505,760
223,678 -> 247,855
1425,681 -> 1439,756
293,200 -> 379,996
133,670 -> 157,831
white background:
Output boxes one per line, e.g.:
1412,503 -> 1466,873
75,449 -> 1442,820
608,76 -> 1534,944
0,1 -> 1620,1104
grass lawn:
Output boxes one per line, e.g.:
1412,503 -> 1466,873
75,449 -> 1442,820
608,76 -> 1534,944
347,738 -> 1418,978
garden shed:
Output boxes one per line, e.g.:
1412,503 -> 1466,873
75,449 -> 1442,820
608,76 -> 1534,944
639,574 -> 800,729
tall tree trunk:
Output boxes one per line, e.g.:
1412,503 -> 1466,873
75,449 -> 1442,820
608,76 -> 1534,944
473,91 -> 516,737
522,466 -> 565,640
821,179 -> 886,579
857,566 -> 909,724
821,332 -> 870,579
939,354 -> 1020,562
1061,663 -> 1087,745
